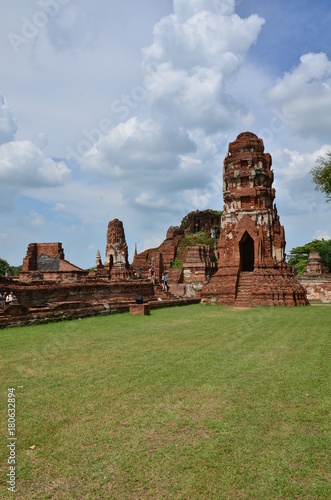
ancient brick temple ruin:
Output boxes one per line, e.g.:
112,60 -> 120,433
105,218 -> 131,278
203,132 -> 308,306
297,252 -> 331,303
20,242 -> 85,281
93,218 -> 131,279
0,218 -> 199,327
132,210 -> 220,295
304,252 -> 328,276
0,131 -> 315,326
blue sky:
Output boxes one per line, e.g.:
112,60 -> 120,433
0,0 -> 330,268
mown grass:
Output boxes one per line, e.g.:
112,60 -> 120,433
0,304 -> 330,499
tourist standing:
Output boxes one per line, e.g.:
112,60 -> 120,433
163,274 -> 168,292
149,267 -> 155,284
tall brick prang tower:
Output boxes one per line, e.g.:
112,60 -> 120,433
105,218 -> 131,278
203,132 -> 308,306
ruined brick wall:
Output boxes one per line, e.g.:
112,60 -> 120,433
298,276 -> 331,302
22,243 -> 83,273
5,281 -> 155,308
132,226 -> 184,279
180,210 -> 222,237
183,246 -> 217,283
132,218 -> 219,284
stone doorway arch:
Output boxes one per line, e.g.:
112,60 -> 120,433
240,231 -> 254,272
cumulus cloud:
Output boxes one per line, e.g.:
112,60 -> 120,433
272,144 -> 331,215
80,1 -> 265,220
142,2 -> 264,133
0,140 -> 71,187
0,94 -> 17,145
174,0 -> 235,21
81,117 -> 196,179
275,144 -> 331,182
266,53 -> 331,139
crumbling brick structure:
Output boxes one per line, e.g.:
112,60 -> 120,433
105,218 -> 131,279
203,132 -> 308,306
132,226 -> 184,282
180,209 -> 221,239
132,211 -> 220,286
21,243 -> 85,282
304,251 -> 328,276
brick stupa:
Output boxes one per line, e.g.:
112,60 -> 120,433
203,132 -> 308,306
105,218 -> 131,278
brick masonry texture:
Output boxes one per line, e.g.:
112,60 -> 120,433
202,132 -> 308,306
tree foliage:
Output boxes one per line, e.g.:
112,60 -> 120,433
0,259 -> 22,277
288,239 -> 331,274
10,265 -> 22,277
310,151 -> 331,202
0,258 -> 10,277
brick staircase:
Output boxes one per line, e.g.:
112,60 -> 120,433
153,282 -> 181,301
235,270 -> 308,307
235,272 -> 253,307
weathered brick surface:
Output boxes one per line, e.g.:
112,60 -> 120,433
304,252 -> 329,276
132,228 -> 184,281
183,245 -> 217,283
180,210 -> 221,237
6,281 -> 154,308
132,214 -> 219,285
298,276 -> 331,303
203,132 -> 308,306
0,277 -> 200,327
105,219 -> 131,278
22,243 -> 84,275
129,304 -> 150,315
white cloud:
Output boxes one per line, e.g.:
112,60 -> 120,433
174,0 -> 235,21
134,192 -> 168,208
1,1 -> 330,268
0,94 -> 17,145
18,210 -> 45,229
53,202 -> 66,211
277,145 -> 331,182
142,4 -> 264,133
24,180 -> 124,225
81,117 -> 196,179
0,140 -> 71,187
272,144 -> 331,216
266,53 -> 331,139
79,3 -> 265,220
314,229 -> 330,241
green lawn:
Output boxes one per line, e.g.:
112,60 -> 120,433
1,304 -> 330,499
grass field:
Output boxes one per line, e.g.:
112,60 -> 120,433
1,304 -> 330,499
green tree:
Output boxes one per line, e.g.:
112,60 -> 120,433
310,151 -> 331,202
288,239 -> 331,274
10,265 -> 22,277
0,258 -> 10,277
